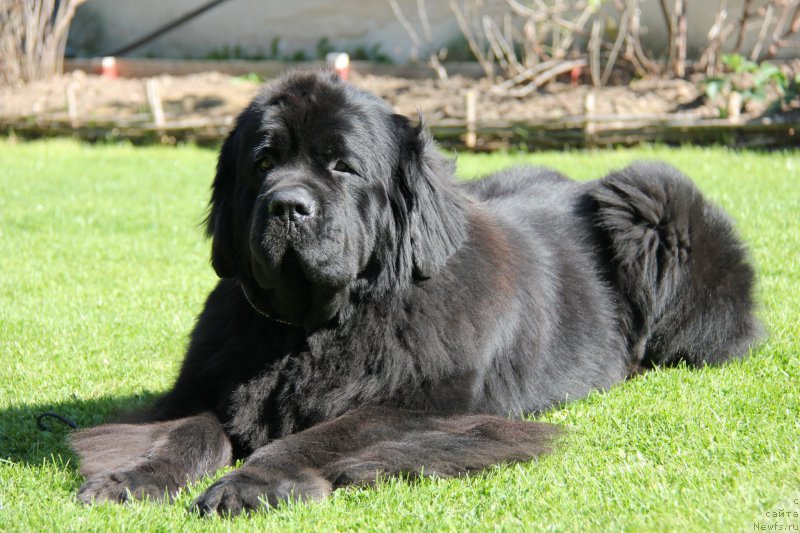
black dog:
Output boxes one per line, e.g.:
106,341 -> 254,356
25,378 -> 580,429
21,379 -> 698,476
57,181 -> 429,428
72,70 -> 760,515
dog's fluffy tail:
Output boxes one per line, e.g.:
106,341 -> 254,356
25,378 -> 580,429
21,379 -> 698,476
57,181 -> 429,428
589,162 -> 762,367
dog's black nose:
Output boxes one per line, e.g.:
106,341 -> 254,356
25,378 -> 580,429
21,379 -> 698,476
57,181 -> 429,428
267,187 -> 317,223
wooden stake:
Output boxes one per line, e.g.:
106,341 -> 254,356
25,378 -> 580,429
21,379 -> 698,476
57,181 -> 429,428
65,82 -> 79,128
465,89 -> 477,149
145,78 -> 166,131
728,92 -> 742,124
584,91 -> 597,138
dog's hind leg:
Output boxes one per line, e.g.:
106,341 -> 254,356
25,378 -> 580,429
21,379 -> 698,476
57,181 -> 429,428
71,412 -> 232,504
589,162 -> 762,367
191,406 -> 560,517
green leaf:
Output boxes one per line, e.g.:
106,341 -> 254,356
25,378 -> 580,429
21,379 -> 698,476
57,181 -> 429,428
704,78 -> 726,100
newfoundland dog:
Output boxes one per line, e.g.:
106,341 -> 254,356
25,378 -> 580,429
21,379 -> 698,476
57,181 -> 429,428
71,70 -> 760,515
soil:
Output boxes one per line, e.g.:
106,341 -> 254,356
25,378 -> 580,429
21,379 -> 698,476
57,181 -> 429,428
1,63 -> 798,132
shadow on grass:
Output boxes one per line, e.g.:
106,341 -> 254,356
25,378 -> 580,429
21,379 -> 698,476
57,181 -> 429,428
0,391 -> 161,467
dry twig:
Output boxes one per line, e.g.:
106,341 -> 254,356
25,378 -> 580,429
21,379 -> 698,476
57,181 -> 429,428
388,0 -> 450,80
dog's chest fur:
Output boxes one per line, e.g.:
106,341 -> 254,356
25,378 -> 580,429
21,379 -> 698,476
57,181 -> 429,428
219,303 -> 490,455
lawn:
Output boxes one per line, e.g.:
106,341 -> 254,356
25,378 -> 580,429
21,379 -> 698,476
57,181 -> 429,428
0,139 -> 798,532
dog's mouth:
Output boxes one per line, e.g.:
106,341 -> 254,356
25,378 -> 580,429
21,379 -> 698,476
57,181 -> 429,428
246,241 -> 350,331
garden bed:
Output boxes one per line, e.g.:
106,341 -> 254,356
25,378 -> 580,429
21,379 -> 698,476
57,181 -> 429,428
1,61 -> 798,149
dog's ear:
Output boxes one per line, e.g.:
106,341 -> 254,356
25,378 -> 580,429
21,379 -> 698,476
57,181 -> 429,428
205,127 -> 242,279
394,114 -> 467,280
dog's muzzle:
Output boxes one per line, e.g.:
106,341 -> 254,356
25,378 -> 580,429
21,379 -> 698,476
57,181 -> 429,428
265,186 -> 317,226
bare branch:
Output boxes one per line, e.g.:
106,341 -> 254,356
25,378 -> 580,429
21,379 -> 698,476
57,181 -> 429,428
750,3 -> 774,61
388,0 -> 423,52
659,0 -> 674,43
417,0 -> 434,43
626,1 -> 663,75
508,59 -> 588,96
1,0 -> 87,83
589,18 -> 602,86
449,0 -> 494,78
734,0 -> 754,54
767,0 -> 800,57
674,0 -> 687,77
388,0 -> 450,80
492,58 -> 569,92
602,1 -> 631,85
697,0 -> 736,74
396,0 -> 800,92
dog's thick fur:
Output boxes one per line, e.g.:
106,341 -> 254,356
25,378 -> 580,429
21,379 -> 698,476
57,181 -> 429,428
71,71 -> 760,515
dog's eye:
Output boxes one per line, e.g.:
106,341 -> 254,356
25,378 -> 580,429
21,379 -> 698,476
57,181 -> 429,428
333,160 -> 357,175
257,157 -> 274,172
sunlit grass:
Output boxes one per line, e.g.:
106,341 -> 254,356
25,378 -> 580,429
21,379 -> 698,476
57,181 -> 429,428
1,139 -> 798,531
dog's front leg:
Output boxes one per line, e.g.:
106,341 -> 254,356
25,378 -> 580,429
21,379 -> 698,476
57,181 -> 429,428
190,425 -> 337,516
193,406 -> 560,516
71,412 -> 232,504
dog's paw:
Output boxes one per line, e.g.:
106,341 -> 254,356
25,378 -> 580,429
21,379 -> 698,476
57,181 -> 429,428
77,469 -> 177,505
191,468 -> 331,517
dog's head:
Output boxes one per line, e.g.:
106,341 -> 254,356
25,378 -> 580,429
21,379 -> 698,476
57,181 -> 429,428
207,71 -> 467,331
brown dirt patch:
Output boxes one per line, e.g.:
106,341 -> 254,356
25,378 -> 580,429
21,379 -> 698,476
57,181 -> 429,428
1,65 -> 797,140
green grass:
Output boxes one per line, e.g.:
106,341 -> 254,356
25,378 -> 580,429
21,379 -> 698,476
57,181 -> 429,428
1,139 -> 798,531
